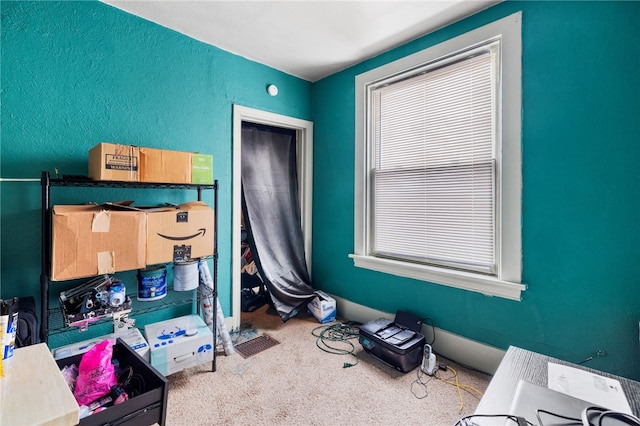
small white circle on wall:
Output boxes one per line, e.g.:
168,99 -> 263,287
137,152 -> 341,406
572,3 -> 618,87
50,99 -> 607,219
267,84 -> 279,96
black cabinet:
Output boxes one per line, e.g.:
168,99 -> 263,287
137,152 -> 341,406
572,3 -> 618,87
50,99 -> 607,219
56,338 -> 169,426
40,171 -> 218,371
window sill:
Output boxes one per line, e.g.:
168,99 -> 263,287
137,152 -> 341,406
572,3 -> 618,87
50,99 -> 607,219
348,254 -> 525,301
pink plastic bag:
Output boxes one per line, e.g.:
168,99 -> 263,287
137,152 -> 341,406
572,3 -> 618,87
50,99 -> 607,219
74,339 -> 117,406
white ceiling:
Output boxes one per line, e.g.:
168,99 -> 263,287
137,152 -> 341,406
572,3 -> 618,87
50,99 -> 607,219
102,1 -> 499,82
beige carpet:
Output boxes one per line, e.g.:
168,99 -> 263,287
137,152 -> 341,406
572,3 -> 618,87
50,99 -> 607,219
165,305 -> 491,426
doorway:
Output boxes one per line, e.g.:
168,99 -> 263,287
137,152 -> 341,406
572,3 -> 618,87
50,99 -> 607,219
231,105 -> 313,330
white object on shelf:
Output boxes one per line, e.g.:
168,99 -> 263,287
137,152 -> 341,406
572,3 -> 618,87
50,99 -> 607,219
51,327 -> 149,361
144,314 -> 213,376
547,362 -> 633,414
173,260 -> 198,291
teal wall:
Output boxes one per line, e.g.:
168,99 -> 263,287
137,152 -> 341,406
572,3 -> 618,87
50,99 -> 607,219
0,1 -> 312,346
312,1 -> 640,379
2,0 -> 639,380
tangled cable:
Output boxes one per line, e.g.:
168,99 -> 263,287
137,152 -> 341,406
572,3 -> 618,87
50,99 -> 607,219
411,367 -> 436,399
436,366 -> 484,411
311,322 -> 361,368
411,364 -> 484,412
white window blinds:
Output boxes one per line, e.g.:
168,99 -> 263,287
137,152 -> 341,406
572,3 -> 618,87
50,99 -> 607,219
370,43 -> 499,274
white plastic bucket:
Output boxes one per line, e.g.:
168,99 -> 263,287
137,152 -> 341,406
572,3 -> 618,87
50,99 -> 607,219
173,261 -> 199,291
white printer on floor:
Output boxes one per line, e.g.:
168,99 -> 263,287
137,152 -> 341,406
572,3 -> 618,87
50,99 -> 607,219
144,314 -> 213,376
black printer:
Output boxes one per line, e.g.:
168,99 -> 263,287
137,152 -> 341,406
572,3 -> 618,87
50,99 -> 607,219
358,311 -> 425,373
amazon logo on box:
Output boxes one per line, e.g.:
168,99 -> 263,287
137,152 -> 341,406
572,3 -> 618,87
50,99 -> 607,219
146,201 -> 214,265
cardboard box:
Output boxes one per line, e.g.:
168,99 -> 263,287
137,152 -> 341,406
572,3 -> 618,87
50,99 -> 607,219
51,328 -> 150,361
88,143 -> 140,182
144,315 -> 213,376
51,205 -> 146,281
191,153 -> 213,184
145,201 -> 214,265
307,291 -> 337,324
140,147 -> 191,184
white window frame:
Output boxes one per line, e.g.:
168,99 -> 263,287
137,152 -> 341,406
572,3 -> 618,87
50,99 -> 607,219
350,12 -> 525,301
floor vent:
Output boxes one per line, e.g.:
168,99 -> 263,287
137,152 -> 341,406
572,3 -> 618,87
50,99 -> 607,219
234,334 -> 280,358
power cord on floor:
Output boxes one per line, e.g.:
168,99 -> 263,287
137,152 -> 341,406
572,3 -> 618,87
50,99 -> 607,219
412,361 -> 485,413
444,367 -> 485,412
411,366 -> 436,399
438,365 -> 485,410
311,322 -> 361,368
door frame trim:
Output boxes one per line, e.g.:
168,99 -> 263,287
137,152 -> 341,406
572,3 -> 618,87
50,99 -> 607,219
231,104 -> 313,329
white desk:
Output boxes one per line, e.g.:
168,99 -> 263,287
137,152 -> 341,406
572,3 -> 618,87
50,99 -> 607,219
1,343 -> 79,426
474,346 -> 640,421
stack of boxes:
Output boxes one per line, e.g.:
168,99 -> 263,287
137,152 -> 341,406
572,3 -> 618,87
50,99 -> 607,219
50,143 -> 215,281
88,142 -> 213,185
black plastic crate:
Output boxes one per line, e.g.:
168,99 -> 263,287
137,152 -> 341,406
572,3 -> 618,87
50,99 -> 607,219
56,338 -> 168,426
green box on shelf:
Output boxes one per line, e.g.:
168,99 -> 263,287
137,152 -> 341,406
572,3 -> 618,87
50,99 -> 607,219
191,153 -> 213,184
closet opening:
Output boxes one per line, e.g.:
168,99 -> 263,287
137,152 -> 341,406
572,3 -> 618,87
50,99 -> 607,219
231,105 -> 314,331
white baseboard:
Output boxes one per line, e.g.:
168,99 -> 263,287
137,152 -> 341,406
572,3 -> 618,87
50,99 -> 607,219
333,295 -> 505,375
226,294 -> 505,374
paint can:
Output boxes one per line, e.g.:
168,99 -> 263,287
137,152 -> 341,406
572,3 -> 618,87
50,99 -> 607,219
173,261 -> 199,291
137,265 -> 167,301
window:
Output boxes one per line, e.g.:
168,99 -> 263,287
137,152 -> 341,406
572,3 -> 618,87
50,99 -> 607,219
350,12 -> 524,300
